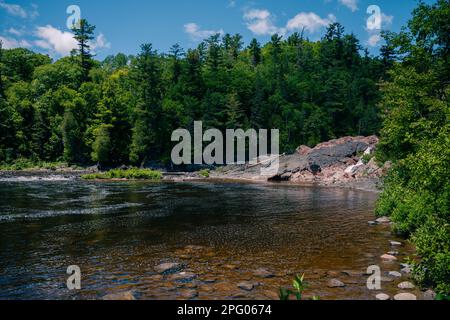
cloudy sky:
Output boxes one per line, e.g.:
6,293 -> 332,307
0,0 -> 435,60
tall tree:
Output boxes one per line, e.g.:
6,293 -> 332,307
72,19 -> 96,83
130,44 -> 162,165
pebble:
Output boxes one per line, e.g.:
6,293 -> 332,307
394,293 -> 417,300
390,241 -> 402,247
376,293 -> 390,300
327,279 -> 346,288
388,271 -> 402,278
381,254 -> 398,261
387,251 -> 399,256
238,281 -> 256,291
398,281 -> 415,290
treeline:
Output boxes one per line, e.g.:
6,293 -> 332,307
0,21 -> 389,167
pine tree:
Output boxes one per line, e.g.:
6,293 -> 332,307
248,38 -> 261,66
72,19 -> 96,83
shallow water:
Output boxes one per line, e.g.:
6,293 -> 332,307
0,177 -> 414,300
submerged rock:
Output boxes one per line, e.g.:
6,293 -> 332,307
179,289 -> 198,300
155,262 -> 183,274
238,281 -> 256,291
253,268 -> 275,278
327,279 -> 346,288
102,291 -> 136,300
168,272 -> 197,282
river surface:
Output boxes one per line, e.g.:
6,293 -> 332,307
0,174 -> 414,300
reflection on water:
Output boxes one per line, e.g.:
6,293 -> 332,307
0,179 -> 411,300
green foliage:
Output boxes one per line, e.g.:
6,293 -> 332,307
279,274 -> 319,301
198,169 -> 210,178
81,168 -> 162,180
376,0 -> 450,295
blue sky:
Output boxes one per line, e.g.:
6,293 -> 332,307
0,0 -> 434,60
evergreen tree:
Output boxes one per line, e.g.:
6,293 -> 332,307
72,19 -> 96,83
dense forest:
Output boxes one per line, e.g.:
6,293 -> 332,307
0,21 -> 388,167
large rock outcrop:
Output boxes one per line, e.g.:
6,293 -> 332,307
215,136 -> 390,191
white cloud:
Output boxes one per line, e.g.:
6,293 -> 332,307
34,25 -> 78,56
243,9 -> 285,35
91,33 -> 111,51
367,34 -> 381,47
33,25 -> 110,57
0,0 -> 27,18
7,27 -> 23,36
286,12 -> 336,33
339,0 -> 358,12
184,23 -> 224,41
0,35 -> 30,49
244,8 -> 335,36
227,0 -> 236,8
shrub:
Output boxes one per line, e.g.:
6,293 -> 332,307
81,168 -> 162,181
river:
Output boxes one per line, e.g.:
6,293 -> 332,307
0,174 -> 413,300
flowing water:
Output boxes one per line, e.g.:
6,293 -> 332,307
0,173 -> 415,300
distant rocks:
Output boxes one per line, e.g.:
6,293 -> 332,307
398,281 -> 415,290
394,293 -> 417,300
155,262 -> 183,274
102,291 -> 136,300
327,279 -> 346,288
